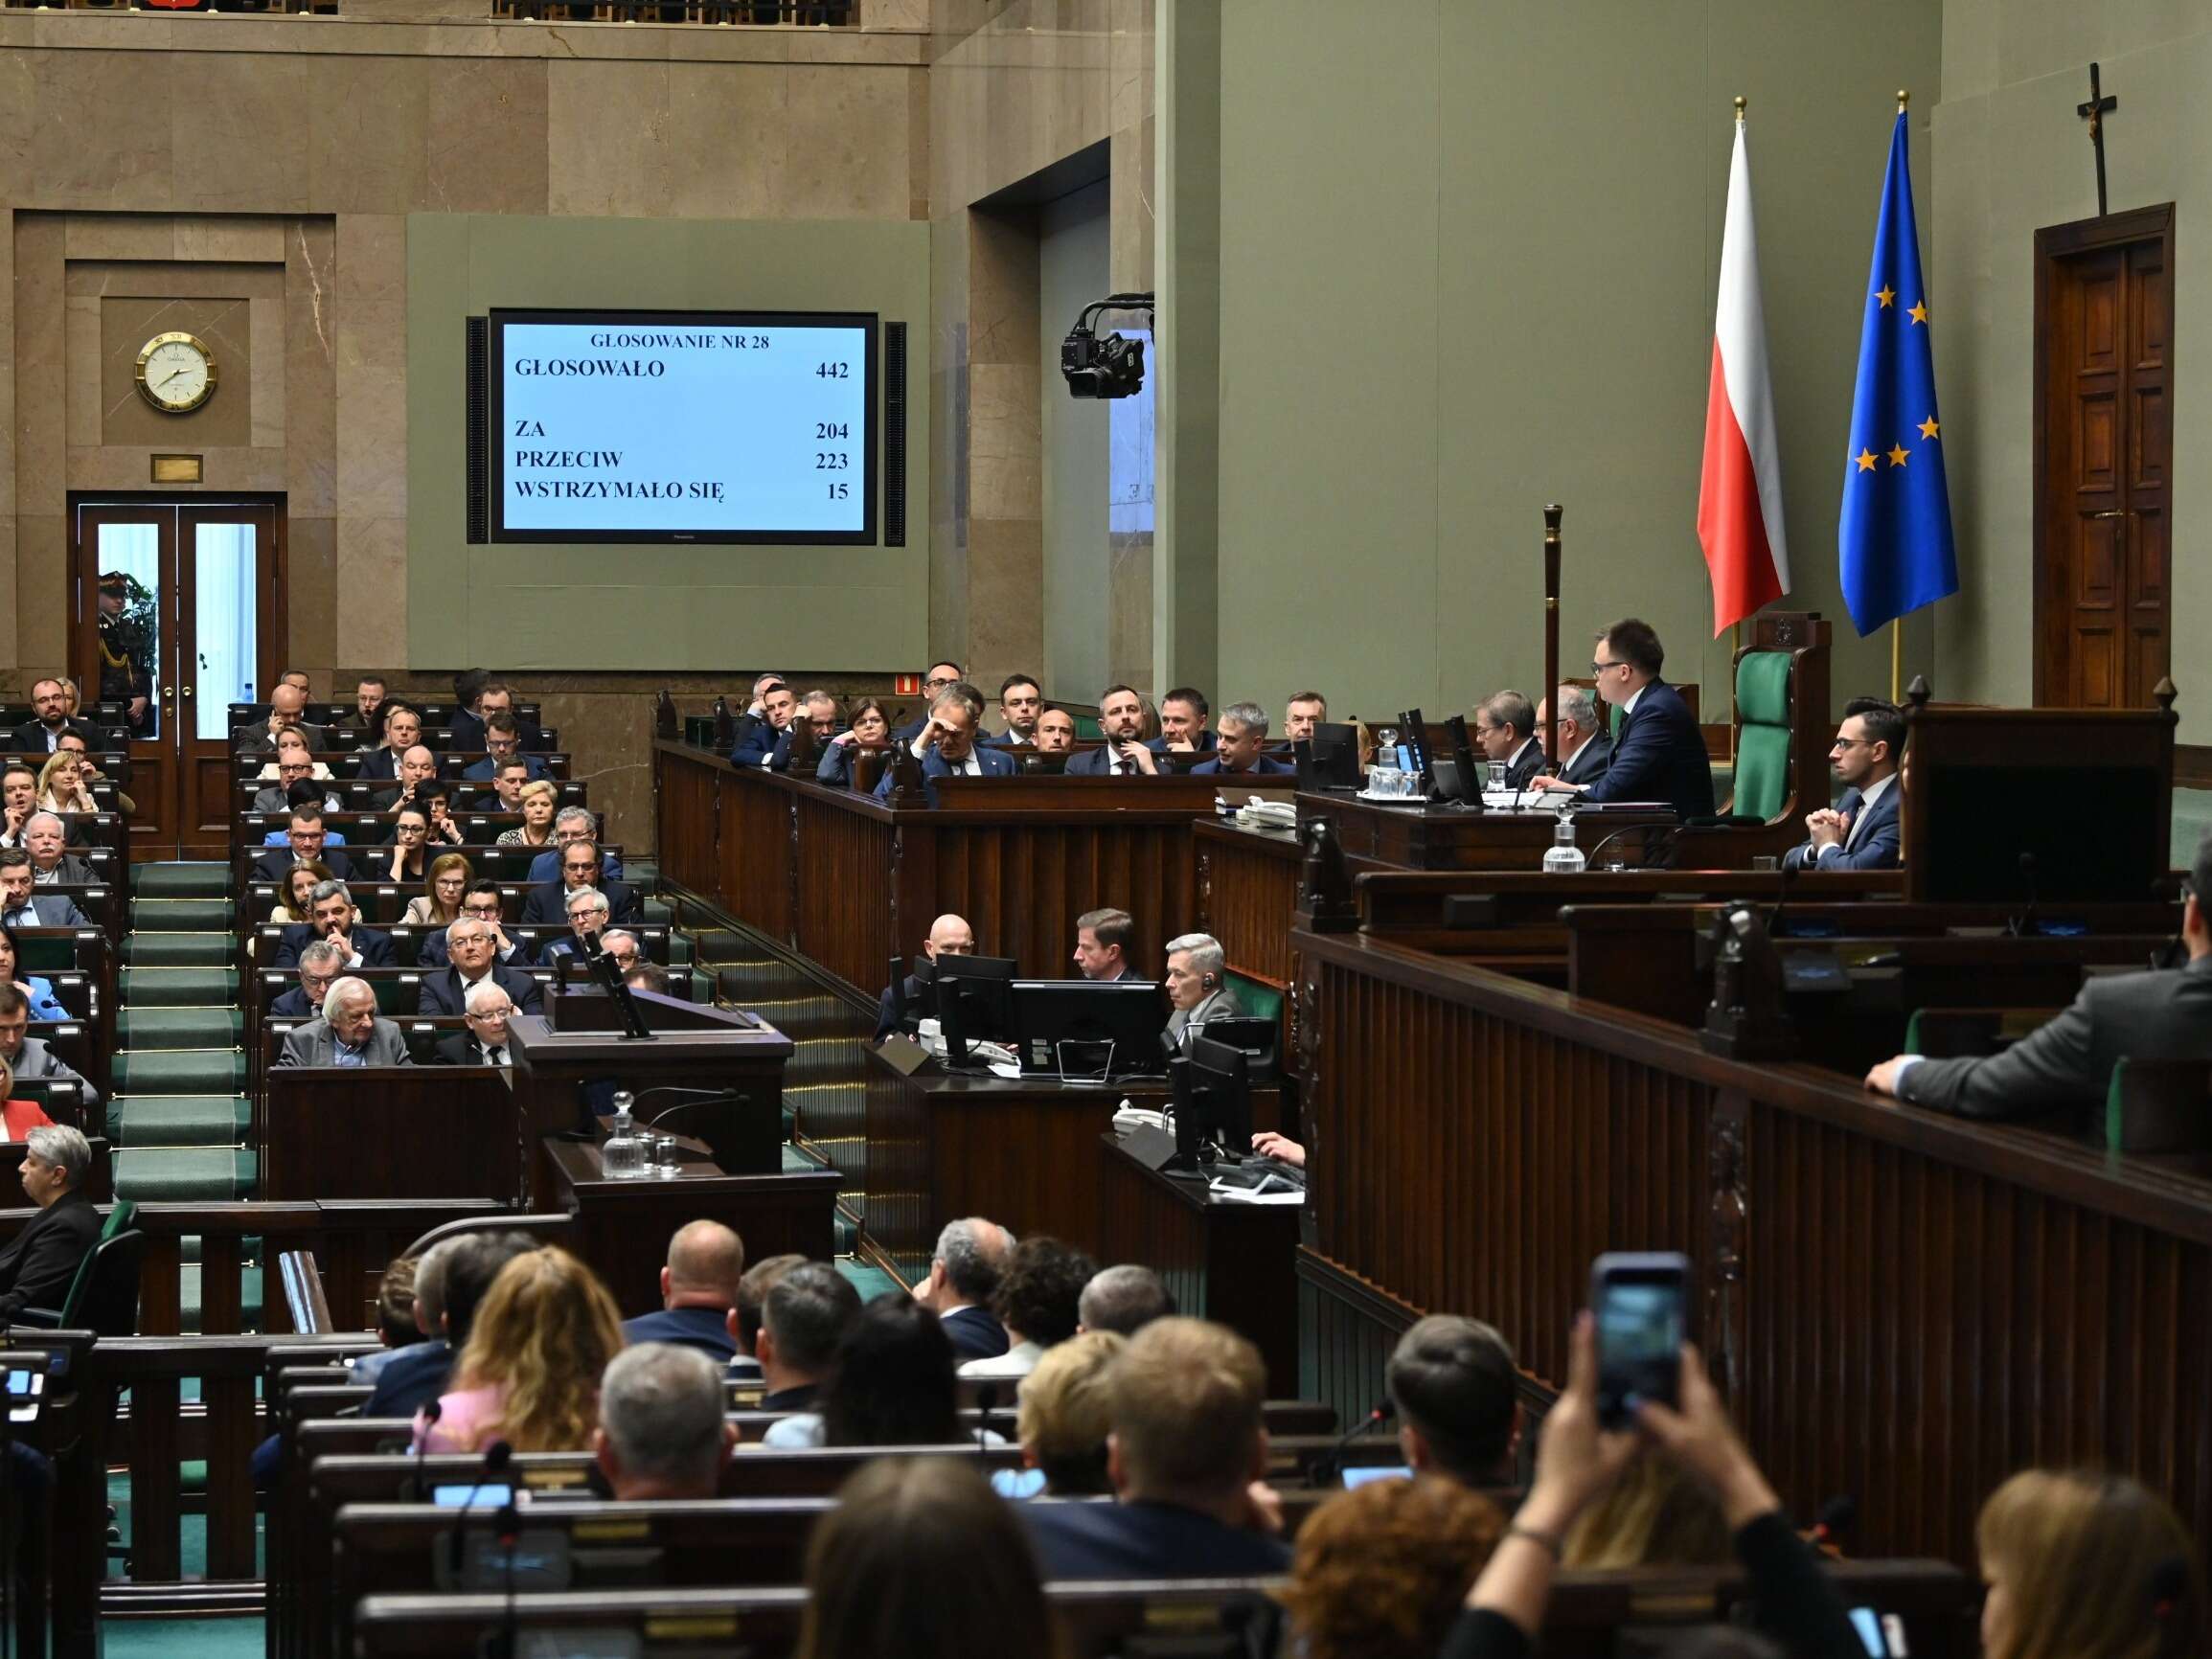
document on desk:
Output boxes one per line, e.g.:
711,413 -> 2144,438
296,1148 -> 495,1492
1208,1182 -> 1305,1204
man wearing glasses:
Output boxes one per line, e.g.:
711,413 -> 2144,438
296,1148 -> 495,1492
1782,698 -> 1904,871
519,840 -> 643,926
1866,831 -> 2212,1117
1530,617 -> 1714,822
893,662 -> 994,746
269,939 -> 347,1018
418,881 -> 532,969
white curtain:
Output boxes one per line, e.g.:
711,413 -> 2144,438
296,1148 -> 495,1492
193,524 -> 259,741
95,525 -> 163,737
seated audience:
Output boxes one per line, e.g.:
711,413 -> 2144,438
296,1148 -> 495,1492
772,1293 -> 979,1450
1530,618 -> 1715,821
1477,691 -> 1547,789
449,677 -> 534,755
362,1230 -> 539,1419
731,681 -> 799,767
1783,696 -> 1904,869
0,985 -> 99,1106
526,807 -> 626,885
430,982 -> 515,1067
257,785 -> 349,852
253,726 -> 331,784
752,1261 -> 861,1425
1033,706 -> 1077,755
1193,702 -> 1293,776
622,1219 -> 746,1360
1284,1475 -> 1505,1659
0,924 -> 69,1022
8,679 -> 88,755
768,692 -> 843,772
348,1256 -> 426,1385
1015,1329 -> 1126,1495
521,840 -> 642,925
251,806 -> 354,884
463,713 -> 549,783
1078,1263 -> 1174,1335
0,1055 -> 55,1141
875,912 -> 975,1041
20,814 -> 94,885
989,674 -> 1044,747
890,662 -> 975,744
417,917 -> 543,1018
331,674 -> 386,743
1866,830 -> 2212,1116
912,1216 -> 1014,1361
815,697 -> 891,788
593,1343 -> 737,1501
355,703 -> 423,784
253,755 -> 335,815
1284,691 -> 1329,743
269,939 -> 347,1018
597,930 -> 643,972
1066,685 -> 1158,775
1536,685 -> 1611,785
368,745 -> 442,815
497,779 -> 560,848
872,683 -> 1016,805
417,1245 -> 626,1454
1073,906 -> 1140,982
471,757 -> 533,816
1151,687 -> 1217,754
727,1252 -> 806,1390
272,880 -> 395,969
35,752 -> 98,816
1164,932 -> 1243,1045
1022,1316 -> 1289,1579
0,1125 -> 97,1322
266,862 -> 331,928
47,732 -> 125,816
400,852 -> 472,929
961,1236 -> 1096,1380
1,850 -> 89,928
797,1458 -> 1056,1659
275,975 -> 411,1068
537,887 -> 613,964
278,669 -> 312,697
1976,1469 -> 2206,1659
1387,1315 -> 1522,1488
233,682 -> 327,754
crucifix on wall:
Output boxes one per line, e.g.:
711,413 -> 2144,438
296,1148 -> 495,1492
2076,60 -> 2117,216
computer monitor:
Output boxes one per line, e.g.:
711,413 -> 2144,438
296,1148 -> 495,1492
1017,751 -> 1069,775
1165,1034 -> 1254,1174
935,953 -> 1018,1063
1194,1013 -> 1279,1082
1295,721 -> 1359,790
1009,979 -> 1170,1078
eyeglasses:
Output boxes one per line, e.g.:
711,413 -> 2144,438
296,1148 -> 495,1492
1830,738 -> 1877,751
466,1006 -> 512,1022
924,674 -> 960,692
464,902 -> 502,917
1591,659 -> 1626,675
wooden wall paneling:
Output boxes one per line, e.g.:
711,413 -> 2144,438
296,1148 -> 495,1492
792,792 -> 897,995
654,747 -> 720,895
722,772 -> 796,945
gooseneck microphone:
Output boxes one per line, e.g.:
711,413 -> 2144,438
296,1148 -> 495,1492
974,1382 -> 1001,1459
445,1439 -> 514,1579
1323,1399 -> 1397,1483
408,1397 -> 444,1501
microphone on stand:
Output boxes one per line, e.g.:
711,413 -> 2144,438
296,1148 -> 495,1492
407,1397 -> 444,1501
445,1439 -> 513,1579
1807,1493 -> 1857,1553
2008,851 -> 2041,939
974,1383 -> 1001,1459
1322,1399 -> 1397,1484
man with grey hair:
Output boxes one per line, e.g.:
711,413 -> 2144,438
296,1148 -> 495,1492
275,975 -> 412,1067
874,681 -> 1016,805
21,813 -> 95,885
521,839 -> 640,926
1164,933 -> 1243,1047
767,691 -> 844,773
1476,690 -> 1546,790
594,1344 -> 737,1500
416,916 -> 542,1017
526,806 -> 626,886
538,886 -> 613,964
270,938 -> 348,1019
0,984 -> 100,1108
1078,1263 -> 1175,1336
1194,703 -> 1291,777
1537,685 -> 1611,786
272,878 -> 395,969
912,1215 -> 1015,1361
0,1123 -> 98,1322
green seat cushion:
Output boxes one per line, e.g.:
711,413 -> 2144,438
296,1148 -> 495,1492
1731,652 -> 1797,823
1226,970 -> 1284,1025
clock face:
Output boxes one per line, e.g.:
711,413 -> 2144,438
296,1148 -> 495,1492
136,332 -> 217,413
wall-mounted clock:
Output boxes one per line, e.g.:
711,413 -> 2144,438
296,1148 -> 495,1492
135,331 -> 217,414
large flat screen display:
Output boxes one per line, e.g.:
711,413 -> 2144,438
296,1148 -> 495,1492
490,308 -> 878,544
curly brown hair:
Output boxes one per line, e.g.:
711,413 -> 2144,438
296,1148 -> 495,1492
1279,1476 -> 1505,1659
990,1236 -> 1095,1348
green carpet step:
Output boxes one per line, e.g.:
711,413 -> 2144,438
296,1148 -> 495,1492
119,966 -> 239,1007
114,1049 -> 244,1095
132,861 -> 232,899
125,931 -> 234,967
179,1262 -> 264,1334
118,1008 -> 241,1050
113,1095 -> 251,1148
642,898 -> 674,924
114,1148 -> 257,1202
131,897 -> 235,931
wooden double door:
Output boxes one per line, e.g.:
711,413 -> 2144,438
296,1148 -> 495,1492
70,499 -> 285,857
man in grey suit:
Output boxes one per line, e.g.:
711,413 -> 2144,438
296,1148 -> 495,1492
274,976 -> 413,1068
21,815 -> 95,886
1538,686 -> 1611,787
0,984 -> 101,1107
1865,831 -> 2212,1118
1,852 -> 89,928
1164,933 -> 1243,1050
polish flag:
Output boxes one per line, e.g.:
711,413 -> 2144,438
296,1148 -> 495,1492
1698,119 -> 1790,634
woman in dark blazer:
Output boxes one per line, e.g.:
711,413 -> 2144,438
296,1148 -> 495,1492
816,699 -> 892,789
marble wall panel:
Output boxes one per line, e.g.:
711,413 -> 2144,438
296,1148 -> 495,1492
29,50 -> 173,213
99,295 -> 254,449
286,515 -> 338,679
66,446 -> 286,493
64,298 -> 103,452
251,293 -> 286,451
544,59 -> 674,218
0,211 -> 15,674
64,216 -> 174,261
334,515 -> 409,670
284,219 -> 339,519
306,55 -> 432,215
778,65 -> 915,218
174,216 -> 289,264
423,56 -> 549,215
966,515 -> 1042,680
14,513 -> 65,671
63,260 -> 282,302
172,52 -> 311,214
336,216 -> 408,305
662,61 -> 784,221
0,52 -> 32,211
0,520 -> 17,676
13,216 -> 67,521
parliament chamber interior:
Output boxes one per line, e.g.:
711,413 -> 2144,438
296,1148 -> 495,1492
3,1 -> 2212,1656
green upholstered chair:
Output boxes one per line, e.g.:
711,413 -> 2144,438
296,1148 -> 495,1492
1225,969 -> 1284,1025
1073,712 -> 1104,740
1730,651 -> 1797,823
2104,1057 -> 2212,1154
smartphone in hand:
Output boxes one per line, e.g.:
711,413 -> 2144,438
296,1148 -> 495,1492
1589,1251 -> 1690,1429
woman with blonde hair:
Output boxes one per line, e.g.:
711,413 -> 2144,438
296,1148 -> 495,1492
255,727 -> 332,784
496,779 -> 559,848
1014,1329 -> 1124,1496
34,752 -> 96,815
1977,1469 -> 2204,1659
414,1246 -> 624,1455
401,852 -> 472,929
1561,1448 -> 1729,1569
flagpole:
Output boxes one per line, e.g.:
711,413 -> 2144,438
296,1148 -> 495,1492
1890,618 -> 1903,701
1726,95 -> 1745,771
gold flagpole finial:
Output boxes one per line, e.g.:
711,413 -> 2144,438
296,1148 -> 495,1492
1897,88 -> 1909,113
1735,96 -> 1746,124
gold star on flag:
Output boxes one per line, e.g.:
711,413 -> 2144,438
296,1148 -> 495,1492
1875,284 -> 1896,307
1918,416 -> 1940,440
1908,300 -> 1928,325
1856,448 -> 1880,472
1887,443 -> 1910,467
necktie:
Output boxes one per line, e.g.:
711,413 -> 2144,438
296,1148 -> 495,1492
488,1046 -> 506,1066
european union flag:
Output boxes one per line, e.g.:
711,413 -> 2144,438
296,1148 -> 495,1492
1839,111 -> 1957,637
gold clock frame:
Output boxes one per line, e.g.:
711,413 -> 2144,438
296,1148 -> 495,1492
134,330 -> 218,415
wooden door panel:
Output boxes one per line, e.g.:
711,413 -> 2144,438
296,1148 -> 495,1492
2073,391 -> 2117,490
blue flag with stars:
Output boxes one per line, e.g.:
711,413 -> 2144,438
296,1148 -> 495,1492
1839,111 -> 1956,637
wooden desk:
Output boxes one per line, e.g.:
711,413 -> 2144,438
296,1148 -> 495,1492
1194,817 -> 1304,986
1297,795 -> 1674,871
260,1068 -> 520,1203
1097,1131 -> 1301,1395
540,1137 -> 841,1317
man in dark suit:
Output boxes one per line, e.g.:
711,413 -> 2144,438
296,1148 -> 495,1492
353,704 -> 422,784
0,1125 -> 101,1324
1148,688 -> 1218,757
1538,686 -> 1612,786
1475,691 -> 1548,790
20,814 -> 96,885
730,682 -> 798,768
429,982 -> 519,1068
459,715 -> 549,784
1164,934 -> 1244,1049
414,920 -> 543,1017
875,913 -> 976,1041
1073,907 -> 1142,984
889,662 -> 970,745
1022,1318 -> 1289,1579
0,987 -> 100,1108
421,882 -> 532,971
447,680 -> 540,757
756,1262 -> 859,1414
1067,686 -> 1157,777
620,1220 -> 746,1361
7,678 -> 92,757
1867,832 -> 2212,1118
250,807 -> 355,884
912,1216 -> 1014,1362
871,685 -> 1016,807
1191,702 -> 1293,778
271,881 -> 396,969
1,852 -> 89,929
763,692 -> 840,774
519,843 -> 643,926
986,673 -> 1044,748
1532,618 -> 1715,821
269,939 -> 347,1019
232,683 -> 329,755
366,745 -> 442,814
525,809 -> 624,885
328,675 -> 386,746
1782,697 -> 1904,872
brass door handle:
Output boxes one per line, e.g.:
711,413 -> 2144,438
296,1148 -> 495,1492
2087,509 -> 2131,519
161,685 -> 174,701
181,685 -> 194,699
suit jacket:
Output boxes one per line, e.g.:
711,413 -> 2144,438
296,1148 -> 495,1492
363,1339 -> 453,1419
461,754 -> 549,783
271,922 -> 396,970
416,963 -> 543,1019
526,850 -> 626,887
7,1035 -> 99,1108
448,710 -> 541,755
33,854 -> 98,886
7,721 -> 92,756
875,973 -> 927,1042
1782,781 -> 1903,873
354,747 -> 404,783
1899,956 -> 2212,1121
431,1031 -> 517,1068
251,846 -> 354,884
939,1303 -> 1010,1363
622,1305 -> 739,1362
872,743 -> 1018,807
1191,755 -> 1293,778
729,722 -> 787,769
1167,984 -> 1245,1047
418,929 -> 532,972
983,729 -> 1035,749
1148,731 -> 1217,755
269,987 -> 319,1019
1023,1500 -> 1291,1582
3,895 -> 89,930
234,721 -> 330,754
1555,733 -> 1612,787
815,741 -> 863,789
275,1016 -> 413,1068
519,876 -> 643,926
1583,679 -> 1716,822
0,1193 -> 101,1323
1502,740 -> 1548,791
1065,744 -> 1152,777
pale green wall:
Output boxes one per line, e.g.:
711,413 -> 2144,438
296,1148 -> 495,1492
1212,0 -> 1942,725
1933,0 -> 2210,744
1040,181 -> 1113,699
406,214 -> 929,671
